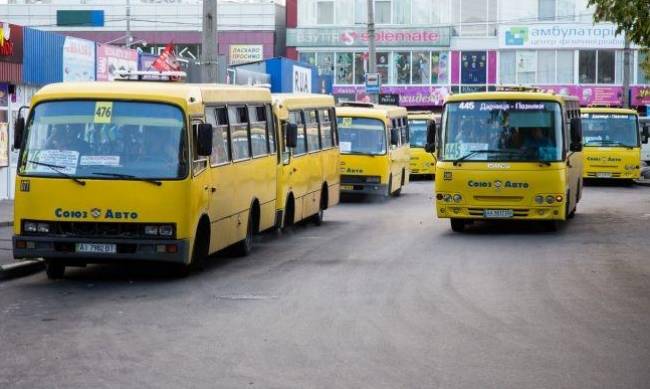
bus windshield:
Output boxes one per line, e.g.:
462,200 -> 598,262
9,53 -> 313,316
408,120 -> 428,148
19,100 -> 188,180
581,113 -> 639,148
337,117 -> 386,155
442,101 -> 563,163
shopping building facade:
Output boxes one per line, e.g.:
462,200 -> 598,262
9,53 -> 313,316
286,0 -> 650,111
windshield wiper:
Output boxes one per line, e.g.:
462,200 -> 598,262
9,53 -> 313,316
92,172 -> 162,186
453,150 -> 514,166
27,160 -> 86,186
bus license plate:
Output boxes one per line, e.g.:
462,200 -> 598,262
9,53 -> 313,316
76,243 -> 117,254
596,172 -> 612,178
484,209 -> 514,218
341,185 -> 354,191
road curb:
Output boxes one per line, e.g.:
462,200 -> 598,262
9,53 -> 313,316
0,259 -> 44,281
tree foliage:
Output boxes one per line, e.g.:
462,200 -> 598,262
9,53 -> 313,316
588,0 -> 650,77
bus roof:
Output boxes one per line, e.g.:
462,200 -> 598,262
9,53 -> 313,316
445,91 -> 577,104
336,104 -> 407,120
31,82 -> 272,114
581,107 -> 639,115
272,93 -> 335,109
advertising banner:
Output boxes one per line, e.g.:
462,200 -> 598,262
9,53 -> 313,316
631,86 -> 650,106
229,45 -> 264,65
292,65 -> 312,93
0,22 -> 23,64
287,27 -> 451,47
538,85 -> 623,106
96,44 -> 138,81
333,85 -> 450,107
63,36 -> 95,81
499,23 -> 627,49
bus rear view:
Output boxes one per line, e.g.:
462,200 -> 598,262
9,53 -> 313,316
434,92 -> 583,232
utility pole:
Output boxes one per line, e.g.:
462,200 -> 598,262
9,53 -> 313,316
125,0 -> 132,48
623,32 -> 631,108
367,0 -> 377,103
201,0 -> 219,83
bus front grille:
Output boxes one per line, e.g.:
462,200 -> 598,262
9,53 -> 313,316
473,196 -> 524,202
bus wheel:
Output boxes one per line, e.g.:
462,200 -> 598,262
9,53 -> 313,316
312,190 -> 327,226
386,175 -> 393,198
233,211 -> 254,257
282,196 -> 295,231
190,222 -> 210,271
450,219 -> 465,232
45,261 -> 65,280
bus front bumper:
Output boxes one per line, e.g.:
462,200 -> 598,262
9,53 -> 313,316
436,203 -> 566,221
340,183 -> 388,195
13,235 -> 191,264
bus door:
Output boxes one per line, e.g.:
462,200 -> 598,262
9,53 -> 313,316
283,110 -> 311,222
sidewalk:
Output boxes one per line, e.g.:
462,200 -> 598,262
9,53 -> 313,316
0,200 -> 13,227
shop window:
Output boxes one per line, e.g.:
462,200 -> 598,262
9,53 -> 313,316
394,52 -> 411,84
557,0 -> 575,21
499,51 -> 516,84
299,52 -> 316,68
537,51 -> 556,84
393,0 -> 411,24
336,53 -> 353,84
317,52 -> 334,76
412,52 -> 430,84
354,0 -> 367,24
431,51 -> 449,84
375,0 -> 391,24
377,52 -> 390,85
538,0 -> 555,20
412,0 -> 431,24
354,52 -> 367,84
579,50 -> 596,84
431,0 -> 451,25
456,0 -> 494,36
597,50 -> 615,84
557,50 -> 574,83
461,51 -> 487,84
317,0 -> 334,25
335,0 -> 353,25
516,51 -> 537,84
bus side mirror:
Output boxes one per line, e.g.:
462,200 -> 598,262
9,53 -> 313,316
425,121 -> 437,153
642,124 -> 650,144
570,117 -> 583,152
13,117 -> 25,150
390,128 -> 399,146
196,123 -> 213,156
285,122 -> 298,149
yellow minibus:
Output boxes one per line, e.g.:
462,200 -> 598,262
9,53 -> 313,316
408,111 -> 439,177
581,107 -> 647,182
431,91 -> 583,232
336,103 -> 410,197
12,81 -> 279,278
272,94 -> 340,227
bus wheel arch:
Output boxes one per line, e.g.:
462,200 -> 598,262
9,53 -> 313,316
192,215 -> 211,267
232,200 -> 258,257
311,183 -> 328,226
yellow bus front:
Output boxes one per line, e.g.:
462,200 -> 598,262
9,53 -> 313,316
408,113 -> 437,176
580,108 -> 642,181
436,95 -> 582,231
13,84 -> 199,266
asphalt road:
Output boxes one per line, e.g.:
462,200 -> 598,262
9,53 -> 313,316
1,181 -> 649,389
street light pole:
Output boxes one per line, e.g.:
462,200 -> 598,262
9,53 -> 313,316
125,0 -> 132,48
201,0 -> 219,83
623,32 -> 631,108
367,0 -> 377,103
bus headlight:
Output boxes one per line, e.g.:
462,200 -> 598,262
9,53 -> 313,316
443,194 -> 452,202
545,195 -> 555,204
535,195 -> 544,204
37,223 -> 50,233
453,194 -> 463,203
555,195 -> 563,203
24,222 -> 38,233
159,225 -> 174,237
144,225 -> 159,236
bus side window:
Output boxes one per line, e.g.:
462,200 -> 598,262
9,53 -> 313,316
228,106 -> 251,161
265,104 -> 276,155
192,119 -> 208,173
319,108 -> 333,148
306,109 -> 321,152
290,110 -> 307,156
208,107 -> 230,165
249,105 -> 268,158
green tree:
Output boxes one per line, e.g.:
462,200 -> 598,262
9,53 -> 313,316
588,0 -> 650,77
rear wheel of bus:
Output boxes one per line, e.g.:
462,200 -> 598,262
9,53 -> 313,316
233,205 -> 258,257
311,185 -> 328,226
45,260 -> 65,280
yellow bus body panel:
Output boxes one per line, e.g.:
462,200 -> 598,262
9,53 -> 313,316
272,94 -> 340,226
436,92 -> 582,222
337,105 -> 410,196
580,107 -> 642,180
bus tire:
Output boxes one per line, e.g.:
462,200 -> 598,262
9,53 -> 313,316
386,175 -> 393,198
312,186 -> 328,226
233,209 -> 255,257
45,260 -> 65,280
450,219 -> 465,232
190,219 -> 210,271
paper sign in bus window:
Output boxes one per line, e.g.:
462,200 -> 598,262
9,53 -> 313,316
28,150 -> 79,175
80,155 -> 120,166
339,141 -> 352,153
94,102 -> 113,123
